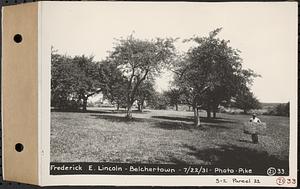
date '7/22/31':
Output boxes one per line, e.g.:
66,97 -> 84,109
183,166 -> 253,175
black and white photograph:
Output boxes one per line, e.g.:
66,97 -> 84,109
48,2 -> 296,178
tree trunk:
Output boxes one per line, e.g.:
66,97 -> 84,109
82,97 -> 88,112
137,101 -> 144,112
140,103 -> 144,112
213,103 -> 218,118
193,107 -> 201,127
126,102 -> 133,119
140,99 -> 144,112
206,109 -> 211,119
175,104 -> 178,111
116,103 -> 120,111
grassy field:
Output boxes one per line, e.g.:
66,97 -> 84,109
51,108 -> 289,168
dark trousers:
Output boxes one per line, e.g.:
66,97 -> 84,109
251,134 -> 259,144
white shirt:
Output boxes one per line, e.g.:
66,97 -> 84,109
250,117 -> 261,123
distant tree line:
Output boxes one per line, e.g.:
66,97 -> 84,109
51,28 -> 262,126
263,102 -> 289,117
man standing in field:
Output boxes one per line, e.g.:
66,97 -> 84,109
249,114 -> 261,144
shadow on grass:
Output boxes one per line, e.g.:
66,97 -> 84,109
152,115 -> 235,124
171,144 -> 288,169
151,116 -> 234,131
80,111 -> 236,131
201,117 -> 236,124
52,108 -> 151,114
199,124 -> 232,130
152,116 -> 193,122
132,110 -> 152,114
90,114 -> 147,123
153,121 -> 195,131
152,121 -> 232,131
51,108 -> 127,114
238,139 -> 254,144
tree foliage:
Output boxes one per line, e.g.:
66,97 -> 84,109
163,88 -> 182,111
109,35 -> 176,118
136,80 -> 156,112
268,102 -> 290,116
51,53 -> 79,110
147,92 -> 169,110
98,60 -> 128,110
233,88 -> 262,114
275,102 -> 289,116
51,51 -> 101,111
72,55 -> 102,111
173,28 -> 259,126
51,30 -> 262,123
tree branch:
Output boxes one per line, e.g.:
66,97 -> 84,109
86,88 -> 102,98
130,69 -> 149,103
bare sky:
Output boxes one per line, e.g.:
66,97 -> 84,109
44,1 -> 297,103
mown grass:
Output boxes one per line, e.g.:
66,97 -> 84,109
51,108 -> 289,168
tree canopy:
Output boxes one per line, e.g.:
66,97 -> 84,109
233,88 -> 262,114
51,31 -> 261,123
97,60 -> 128,110
163,88 -> 182,111
109,35 -> 176,118
172,28 -> 259,126
51,53 -> 103,111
